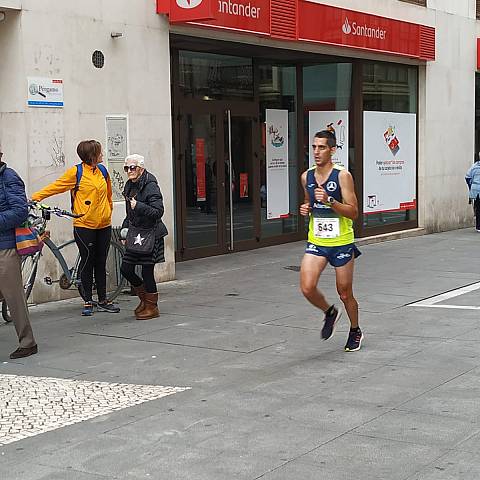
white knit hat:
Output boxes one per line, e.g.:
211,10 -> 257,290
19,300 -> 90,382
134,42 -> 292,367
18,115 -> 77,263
124,154 -> 145,167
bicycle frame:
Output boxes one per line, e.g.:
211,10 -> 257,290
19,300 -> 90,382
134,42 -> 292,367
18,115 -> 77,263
43,237 -> 80,285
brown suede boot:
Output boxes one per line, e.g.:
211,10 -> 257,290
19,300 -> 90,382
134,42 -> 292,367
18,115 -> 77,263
133,285 -> 146,316
136,292 -> 159,320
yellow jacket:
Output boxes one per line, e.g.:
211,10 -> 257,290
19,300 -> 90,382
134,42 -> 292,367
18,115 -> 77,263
32,163 -> 113,229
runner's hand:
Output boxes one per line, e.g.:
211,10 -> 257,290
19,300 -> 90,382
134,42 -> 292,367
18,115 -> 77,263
299,203 -> 311,216
130,198 -> 137,210
314,187 -> 328,203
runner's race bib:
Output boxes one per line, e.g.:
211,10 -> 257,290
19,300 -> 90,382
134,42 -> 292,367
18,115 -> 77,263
313,217 -> 340,239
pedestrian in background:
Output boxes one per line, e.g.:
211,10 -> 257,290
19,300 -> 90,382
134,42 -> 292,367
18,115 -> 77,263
120,154 -> 167,320
0,142 -> 38,359
465,152 -> 480,232
32,140 -> 120,316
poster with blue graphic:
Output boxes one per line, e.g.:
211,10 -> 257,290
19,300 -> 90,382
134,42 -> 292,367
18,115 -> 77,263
266,109 -> 289,220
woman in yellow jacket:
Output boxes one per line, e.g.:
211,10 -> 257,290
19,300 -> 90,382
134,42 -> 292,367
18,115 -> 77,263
32,140 -> 120,316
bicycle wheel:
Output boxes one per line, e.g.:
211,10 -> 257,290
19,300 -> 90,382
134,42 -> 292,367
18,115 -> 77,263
2,301 -> 12,322
1,253 -> 39,323
105,240 -> 126,301
22,254 -> 39,301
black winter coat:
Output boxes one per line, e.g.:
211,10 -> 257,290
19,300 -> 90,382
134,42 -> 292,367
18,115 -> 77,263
0,162 -> 29,250
121,170 -> 168,239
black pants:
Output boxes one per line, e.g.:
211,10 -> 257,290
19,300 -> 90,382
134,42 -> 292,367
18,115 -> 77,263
475,196 -> 480,231
120,262 -> 157,293
74,226 -> 111,302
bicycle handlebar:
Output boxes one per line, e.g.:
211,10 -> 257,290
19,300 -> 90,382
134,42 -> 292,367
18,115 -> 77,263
28,201 -> 84,219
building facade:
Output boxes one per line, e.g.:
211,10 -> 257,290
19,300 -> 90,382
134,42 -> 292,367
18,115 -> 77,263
0,0 -> 477,302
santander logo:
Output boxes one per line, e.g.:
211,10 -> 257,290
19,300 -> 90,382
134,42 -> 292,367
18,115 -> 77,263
341,16 -> 387,40
342,18 -> 352,35
176,0 -> 203,9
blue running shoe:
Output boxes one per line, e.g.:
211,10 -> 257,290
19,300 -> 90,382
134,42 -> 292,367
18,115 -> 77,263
81,302 -> 95,316
321,305 -> 341,340
345,328 -> 364,352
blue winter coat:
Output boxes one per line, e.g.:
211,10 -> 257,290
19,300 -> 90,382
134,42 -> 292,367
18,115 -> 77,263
466,161 -> 480,200
0,162 -> 29,250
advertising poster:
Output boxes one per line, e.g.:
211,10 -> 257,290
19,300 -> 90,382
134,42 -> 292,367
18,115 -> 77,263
27,77 -> 64,108
239,173 -> 248,198
266,109 -> 289,220
309,111 -> 349,169
195,138 -> 206,202
106,115 -> 128,202
363,111 -> 416,214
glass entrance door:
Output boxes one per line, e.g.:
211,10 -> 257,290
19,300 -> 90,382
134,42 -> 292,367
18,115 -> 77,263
176,104 -> 258,259
224,111 -> 256,250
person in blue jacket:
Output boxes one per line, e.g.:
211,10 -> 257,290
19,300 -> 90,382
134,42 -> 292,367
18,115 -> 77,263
465,153 -> 480,232
0,142 -> 38,359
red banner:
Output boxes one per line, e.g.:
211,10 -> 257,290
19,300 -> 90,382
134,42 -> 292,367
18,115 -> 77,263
196,138 -> 206,202
169,0 -> 215,23
159,0 -> 435,61
192,0 -> 270,35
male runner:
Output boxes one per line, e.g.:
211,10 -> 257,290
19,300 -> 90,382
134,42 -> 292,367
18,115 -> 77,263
299,130 -> 363,352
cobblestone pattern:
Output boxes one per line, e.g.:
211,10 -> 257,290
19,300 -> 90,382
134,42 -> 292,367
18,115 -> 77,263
0,374 -> 189,446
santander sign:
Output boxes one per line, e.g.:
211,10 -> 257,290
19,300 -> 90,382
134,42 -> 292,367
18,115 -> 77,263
342,17 -> 387,40
176,0 -> 261,19
176,0 -> 203,8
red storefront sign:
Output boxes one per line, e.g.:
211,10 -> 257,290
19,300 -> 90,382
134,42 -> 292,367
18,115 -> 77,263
158,0 -> 435,61
298,2 -> 433,59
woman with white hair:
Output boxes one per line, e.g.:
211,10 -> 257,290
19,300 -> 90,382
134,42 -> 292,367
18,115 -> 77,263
120,154 -> 167,320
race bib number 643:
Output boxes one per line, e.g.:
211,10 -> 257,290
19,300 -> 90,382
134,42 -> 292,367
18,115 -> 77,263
314,217 -> 340,239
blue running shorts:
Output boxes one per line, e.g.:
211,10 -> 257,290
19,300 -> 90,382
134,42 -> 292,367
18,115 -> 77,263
305,242 -> 361,267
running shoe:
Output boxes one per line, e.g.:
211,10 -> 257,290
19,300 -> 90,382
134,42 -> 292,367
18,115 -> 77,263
345,328 -> 364,352
81,302 -> 95,316
97,301 -> 120,313
321,306 -> 341,340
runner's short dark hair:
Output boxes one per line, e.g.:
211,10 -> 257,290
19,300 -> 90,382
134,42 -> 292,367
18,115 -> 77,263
314,130 -> 336,148
77,140 -> 102,166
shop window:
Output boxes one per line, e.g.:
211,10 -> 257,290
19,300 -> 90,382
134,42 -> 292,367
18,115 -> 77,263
477,0 -> 480,20
363,63 -> 418,229
398,0 -> 426,6
179,51 -> 253,101
258,64 -> 298,238
303,64 -> 353,172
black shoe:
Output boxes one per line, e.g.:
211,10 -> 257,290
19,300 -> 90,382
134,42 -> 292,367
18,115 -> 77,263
321,306 -> 341,340
10,344 -> 38,359
345,328 -> 364,352
97,301 -> 120,313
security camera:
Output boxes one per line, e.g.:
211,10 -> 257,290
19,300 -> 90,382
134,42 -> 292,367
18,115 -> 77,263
110,32 -> 124,39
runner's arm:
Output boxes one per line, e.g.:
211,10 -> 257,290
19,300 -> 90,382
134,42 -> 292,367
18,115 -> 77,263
299,171 -> 311,216
331,170 -> 358,220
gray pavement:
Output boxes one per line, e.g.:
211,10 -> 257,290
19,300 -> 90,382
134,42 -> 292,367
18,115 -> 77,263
2,228 -> 480,479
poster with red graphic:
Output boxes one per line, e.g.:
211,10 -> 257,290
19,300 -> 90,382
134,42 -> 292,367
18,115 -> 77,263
363,111 -> 416,214
240,173 -> 248,198
196,138 -> 206,202
309,111 -> 349,170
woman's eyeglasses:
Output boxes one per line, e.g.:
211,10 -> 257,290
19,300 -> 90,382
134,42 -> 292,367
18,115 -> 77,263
123,165 -> 139,173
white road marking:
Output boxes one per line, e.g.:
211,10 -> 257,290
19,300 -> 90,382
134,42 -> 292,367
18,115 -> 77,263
408,282 -> 480,310
0,374 -> 190,446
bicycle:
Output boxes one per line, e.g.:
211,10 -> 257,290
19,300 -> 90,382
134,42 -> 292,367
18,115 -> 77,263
2,201 -> 126,322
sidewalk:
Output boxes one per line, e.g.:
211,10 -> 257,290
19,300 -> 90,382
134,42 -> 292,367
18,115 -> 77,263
2,228 -> 480,479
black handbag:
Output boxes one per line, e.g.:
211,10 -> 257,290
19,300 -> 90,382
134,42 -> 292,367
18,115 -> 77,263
125,225 -> 155,254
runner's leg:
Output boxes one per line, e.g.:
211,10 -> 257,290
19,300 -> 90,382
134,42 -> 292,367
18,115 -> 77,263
335,258 -> 358,328
300,253 -> 329,311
